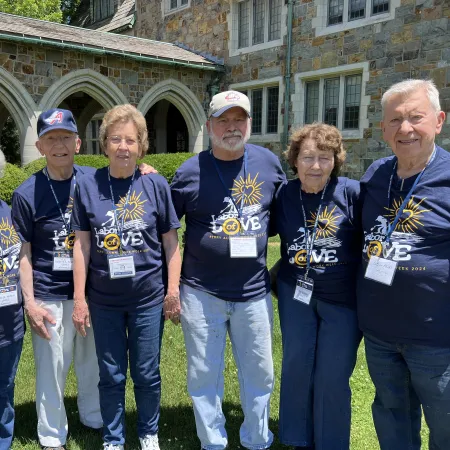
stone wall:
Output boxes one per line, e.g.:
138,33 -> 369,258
0,41 -> 213,107
136,0 -> 450,179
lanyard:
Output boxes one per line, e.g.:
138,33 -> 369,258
210,148 -> 248,222
44,168 -> 76,233
299,179 -> 329,278
108,167 -> 137,253
384,147 -> 436,244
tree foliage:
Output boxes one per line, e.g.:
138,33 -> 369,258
61,0 -> 81,24
0,0 -> 63,22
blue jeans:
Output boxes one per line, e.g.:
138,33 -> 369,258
180,283 -> 274,450
277,278 -> 361,449
89,302 -> 164,445
364,333 -> 450,450
0,338 -> 23,450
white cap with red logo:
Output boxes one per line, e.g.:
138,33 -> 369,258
208,90 -> 251,118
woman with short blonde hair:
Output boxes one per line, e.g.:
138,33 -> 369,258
72,105 -> 181,450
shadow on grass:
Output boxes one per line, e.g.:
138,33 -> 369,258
14,398 -> 280,450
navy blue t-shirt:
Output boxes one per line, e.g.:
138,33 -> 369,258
358,146 -> 450,347
0,200 -> 25,348
12,165 -> 95,301
275,177 -> 361,307
171,144 -> 286,301
72,167 -> 180,310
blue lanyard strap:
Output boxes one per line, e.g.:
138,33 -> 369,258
210,148 -> 248,222
384,147 -> 436,244
44,168 -> 76,233
299,179 -> 329,278
107,167 -> 137,252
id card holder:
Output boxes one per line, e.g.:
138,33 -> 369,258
0,284 -> 18,308
364,255 -> 397,286
294,277 -> 314,305
108,254 -> 136,279
229,235 -> 257,258
52,250 -> 73,271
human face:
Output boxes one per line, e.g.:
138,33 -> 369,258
382,89 -> 445,162
295,138 -> 335,193
207,107 -> 251,152
36,129 -> 80,169
104,120 -> 141,173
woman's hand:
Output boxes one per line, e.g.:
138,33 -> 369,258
72,297 -> 90,337
164,291 -> 181,325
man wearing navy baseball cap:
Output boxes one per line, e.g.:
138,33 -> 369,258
12,109 -> 102,449
171,91 -> 286,450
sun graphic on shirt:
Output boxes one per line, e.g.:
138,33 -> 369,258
0,218 -> 20,248
385,196 -> 431,233
307,205 -> 342,239
231,173 -> 264,206
116,191 -> 147,222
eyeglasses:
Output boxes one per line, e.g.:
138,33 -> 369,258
107,136 -> 138,146
386,115 -> 425,128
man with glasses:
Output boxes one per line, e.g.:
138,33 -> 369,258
359,79 -> 449,449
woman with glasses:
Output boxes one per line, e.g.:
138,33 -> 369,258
274,123 -> 362,450
71,104 -> 181,450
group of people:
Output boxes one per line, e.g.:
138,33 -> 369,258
0,77 -> 448,450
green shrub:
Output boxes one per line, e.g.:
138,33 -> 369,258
23,153 -> 195,183
0,164 -> 29,205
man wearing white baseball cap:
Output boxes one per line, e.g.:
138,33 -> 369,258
171,90 -> 285,449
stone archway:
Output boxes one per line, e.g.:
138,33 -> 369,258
38,69 -> 128,112
0,67 -> 39,164
138,79 -> 208,154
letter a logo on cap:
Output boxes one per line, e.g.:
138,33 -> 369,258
44,111 -> 64,125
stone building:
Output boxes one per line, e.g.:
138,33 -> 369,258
136,0 -> 449,178
0,11 -> 223,164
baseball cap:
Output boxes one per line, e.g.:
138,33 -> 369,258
37,108 -> 78,137
208,91 -> 251,118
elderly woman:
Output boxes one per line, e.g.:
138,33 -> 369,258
71,105 -> 181,450
274,123 -> 362,450
0,151 -> 24,450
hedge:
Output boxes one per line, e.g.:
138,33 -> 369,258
0,164 -> 29,205
2,153 -> 195,205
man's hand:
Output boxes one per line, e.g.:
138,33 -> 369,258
25,303 -> 56,340
163,291 -> 181,325
138,163 -> 158,175
72,299 -> 90,337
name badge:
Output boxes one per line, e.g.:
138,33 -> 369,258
0,284 -> 18,308
294,277 -> 314,305
229,235 -> 257,258
108,255 -> 136,279
364,255 -> 397,286
53,250 -> 73,271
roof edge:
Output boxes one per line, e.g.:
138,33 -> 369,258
0,31 -> 225,72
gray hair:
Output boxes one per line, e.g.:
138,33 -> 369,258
381,79 -> 441,117
0,150 -> 6,179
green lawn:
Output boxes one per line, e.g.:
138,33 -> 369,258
11,240 -> 429,449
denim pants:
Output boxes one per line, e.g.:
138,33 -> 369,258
32,300 -> 101,447
0,338 -> 23,450
180,283 -> 274,450
277,278 -> 362,449
89,301 -> 164,445
364,333 -> 450,450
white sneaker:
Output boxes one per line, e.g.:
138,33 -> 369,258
140,434 -> 160,450
103,444 -> 124,450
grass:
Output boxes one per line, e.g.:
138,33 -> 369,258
11,239 -> 429,450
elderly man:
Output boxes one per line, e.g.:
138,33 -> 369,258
171,91 -> 285,450
11,109 -> 152,450
0,149 -> 24,450
358,79 -> 449,449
